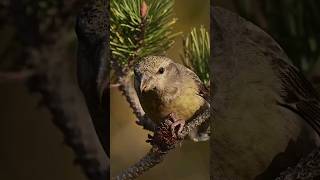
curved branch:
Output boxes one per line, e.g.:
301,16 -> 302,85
111,59 -> 156,132
27,39 -> 108,179
112,108 -> 210,179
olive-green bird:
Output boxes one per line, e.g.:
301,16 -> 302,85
210,7 -> 320,179
134,56 -> 210,141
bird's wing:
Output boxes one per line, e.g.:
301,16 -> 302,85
275,58 -> 320,135
196,76 -> 210,101
183,65 -> 210,101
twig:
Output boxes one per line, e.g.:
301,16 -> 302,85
118,75 -> 156,132
113,147 -> 167,180
117,74 -> 144,120
111,58 -> 156,132
28,41 -> 108,179
110,0 -> 156,131
112,108 -> 210,180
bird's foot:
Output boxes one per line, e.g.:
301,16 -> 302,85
168,113 -> 185,139
145,113 -> 186,151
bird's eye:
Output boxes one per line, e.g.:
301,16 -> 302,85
158,67 -> 165,74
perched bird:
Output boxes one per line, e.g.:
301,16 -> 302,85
210,7 -> 320,179
134,56 -> 210,141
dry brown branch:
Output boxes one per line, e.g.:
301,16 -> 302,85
112,108 -> 210,180
111,59 -> 156,132
28,41 -> 108,179
110,0 -> 157,132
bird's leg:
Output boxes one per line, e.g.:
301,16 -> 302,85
168,113 -> 185,139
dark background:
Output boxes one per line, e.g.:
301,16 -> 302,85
0,84 -> 86,179
0,0 -> 94,180
1,0 -> 320,180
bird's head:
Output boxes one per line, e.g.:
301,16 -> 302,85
134,56 -> 180,96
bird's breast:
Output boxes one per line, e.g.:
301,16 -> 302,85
140,87 -> 205,124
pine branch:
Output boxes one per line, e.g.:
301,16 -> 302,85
110,0 -> 179,131
28,42 -> 108,179
110,59 -> 155,132
182,26 -> 210,86
116,70 -> 156,131
110,0 -> 178,71
112,108 -> 210,180
111,1 -> 210,179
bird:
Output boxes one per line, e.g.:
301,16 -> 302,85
133,56 -> 210,141
210,7 -> 320,179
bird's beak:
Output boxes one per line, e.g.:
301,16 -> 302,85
140,76 -> 153,93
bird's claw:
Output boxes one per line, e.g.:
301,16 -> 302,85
168,112 -> 178,121
170,120 -> 185,139
168,113 -> 185,139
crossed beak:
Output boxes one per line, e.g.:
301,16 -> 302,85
139,76 -> 154,93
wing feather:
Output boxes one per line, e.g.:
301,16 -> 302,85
274,58 -> 320,135
176,63 -> 210,101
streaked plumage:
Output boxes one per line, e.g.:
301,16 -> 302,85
134,56 -> 209,141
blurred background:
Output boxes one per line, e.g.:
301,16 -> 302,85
1,0 -> 320,180
215,0 -> 320,90
0,1 -> 104,180
0,85 -> 86,180
110,0 -> 210,179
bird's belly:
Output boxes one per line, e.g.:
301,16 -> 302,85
143,93 -> 205,124
166,96 -> 204,120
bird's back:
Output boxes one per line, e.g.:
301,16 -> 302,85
211,7 -> 320,179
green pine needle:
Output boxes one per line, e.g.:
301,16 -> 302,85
110,0 -> 179,69
182,26 -> 210,86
